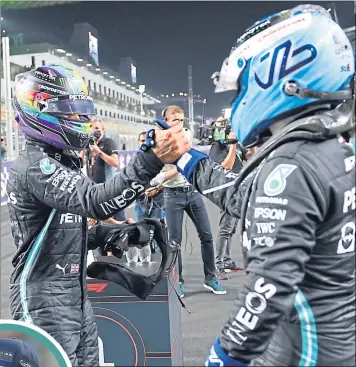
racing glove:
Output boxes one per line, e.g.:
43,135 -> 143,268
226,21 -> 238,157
87,219 -> 177,300
205,338 -> 249,367
87,221 -> 154,258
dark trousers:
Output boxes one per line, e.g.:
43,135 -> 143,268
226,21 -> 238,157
134,197 -> 165,256
215,209 -> 239,268
113,210 -> 126,222
135,199 -> 165,221
164,188 -> 216,282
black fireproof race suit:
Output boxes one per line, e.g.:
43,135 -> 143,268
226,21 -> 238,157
6,141 -> 164,367
189,121 -> 355,365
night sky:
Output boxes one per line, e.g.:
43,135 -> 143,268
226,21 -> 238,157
3,1 -> 355,116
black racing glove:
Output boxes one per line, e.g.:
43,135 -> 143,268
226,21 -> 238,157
104,222 -> 155,258
87,219 -> 177,300
87,221 -> 155,258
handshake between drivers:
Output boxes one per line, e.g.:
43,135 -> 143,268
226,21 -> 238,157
151,123 -> 191,164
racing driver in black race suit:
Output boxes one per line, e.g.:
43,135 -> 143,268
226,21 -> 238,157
162,5 -> 355,366
6,64 -> 190,367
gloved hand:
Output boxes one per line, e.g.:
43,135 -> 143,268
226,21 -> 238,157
104,222 -> 155,258
205,338 -> 249,367
87,219 -> 177,300
87,221 -> 155,258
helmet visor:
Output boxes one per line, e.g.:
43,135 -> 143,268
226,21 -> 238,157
43,94 -> 95,115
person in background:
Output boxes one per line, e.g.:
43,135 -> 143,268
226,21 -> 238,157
80,120 -> 127,225
209,117 -> 244,280
135,131 -> 165,222
125,132 -> 166,263
157,105 -> 226,298
1,135 -> 8,160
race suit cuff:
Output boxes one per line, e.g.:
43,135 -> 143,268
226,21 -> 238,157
138,149 -> 164,174
205,338 -> 249,367
175,148 -> 209,181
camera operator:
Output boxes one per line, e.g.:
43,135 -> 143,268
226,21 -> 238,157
209,117 -> 244,279
81,120 -> 127,224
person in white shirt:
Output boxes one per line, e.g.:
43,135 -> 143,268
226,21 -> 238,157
156,105 -> 226,298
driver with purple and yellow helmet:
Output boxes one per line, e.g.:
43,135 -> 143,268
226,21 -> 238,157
7,64 -> 190,366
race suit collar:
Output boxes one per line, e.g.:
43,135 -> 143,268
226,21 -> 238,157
26,139 -> 82,168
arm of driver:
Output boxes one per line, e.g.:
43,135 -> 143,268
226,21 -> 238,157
26,150 -> 164,220
219,156 -> 327,363
189,158 -> 250,218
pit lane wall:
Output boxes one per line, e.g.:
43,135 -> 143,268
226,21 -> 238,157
0,146 -> 210,206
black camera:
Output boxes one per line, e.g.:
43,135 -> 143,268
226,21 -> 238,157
88,136 -> 97,146
88,130 -> 101,146
195,119 -> 236,145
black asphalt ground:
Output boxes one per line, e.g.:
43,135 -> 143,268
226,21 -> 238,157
0,199 -> 246,366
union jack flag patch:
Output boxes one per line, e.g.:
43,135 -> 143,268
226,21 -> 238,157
71,264 -> 79,273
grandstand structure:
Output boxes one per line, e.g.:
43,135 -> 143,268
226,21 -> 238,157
1,45 -> 159,151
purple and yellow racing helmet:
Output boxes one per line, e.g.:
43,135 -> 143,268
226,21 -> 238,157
13,64 -> 95,150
